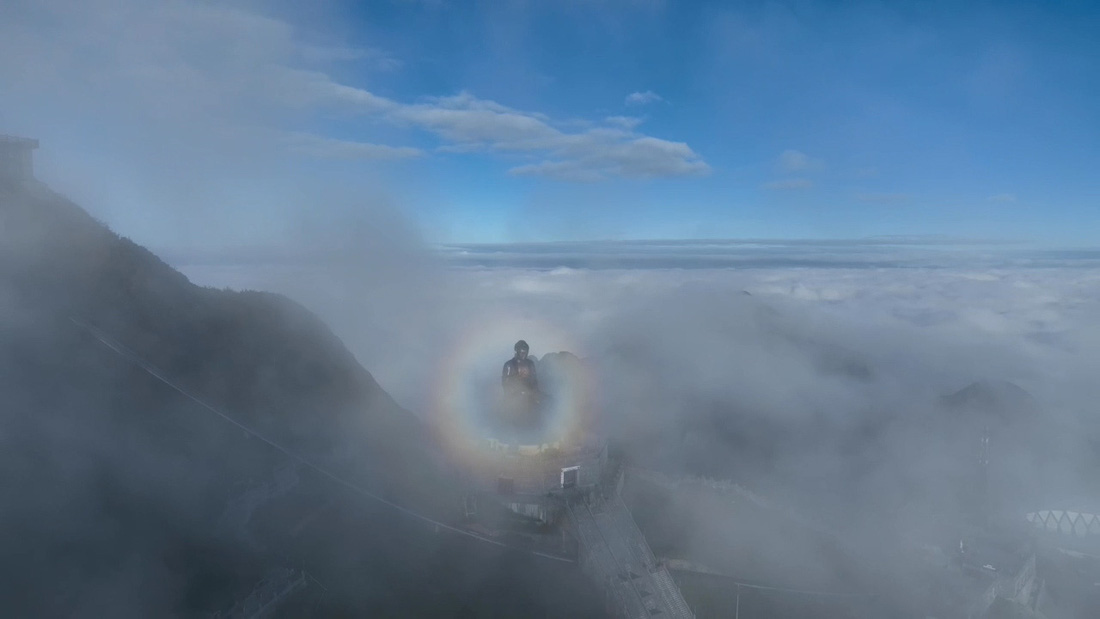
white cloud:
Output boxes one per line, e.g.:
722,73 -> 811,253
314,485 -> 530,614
625,90 -> 665,106
392,93 -> 706,180
283,133 -> 423,160
510,134 -> 710,181
777,149 -> 823,172
179,244 -> 1100,427
763,178 -> 813,190
988,192 -> 1017,203
180,242 -> 1100,607
0,0 -> 705,183
395,92 -> 559,144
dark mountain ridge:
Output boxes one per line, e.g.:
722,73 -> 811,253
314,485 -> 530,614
2,180 -> 419,447
0,179 -> 602,617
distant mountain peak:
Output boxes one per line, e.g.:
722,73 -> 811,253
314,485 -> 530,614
941,379 -> 1038,421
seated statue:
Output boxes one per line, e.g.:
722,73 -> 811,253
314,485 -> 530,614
500,340 -> 542,435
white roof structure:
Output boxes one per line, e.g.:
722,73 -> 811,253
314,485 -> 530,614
1025,509 -> 1100,537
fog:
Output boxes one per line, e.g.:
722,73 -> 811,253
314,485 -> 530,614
172,240 -> 1100,610
5,0 -> 1100,616
179,245 -> 1100,427
0,181 -> 609,616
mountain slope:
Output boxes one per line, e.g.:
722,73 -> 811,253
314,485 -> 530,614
0,180 -> 603,617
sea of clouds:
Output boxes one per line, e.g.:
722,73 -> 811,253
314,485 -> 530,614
175,240 -> 1100,428
172,238 -> 1100,611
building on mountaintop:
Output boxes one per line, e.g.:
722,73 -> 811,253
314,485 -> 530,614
0,134 -> 39,184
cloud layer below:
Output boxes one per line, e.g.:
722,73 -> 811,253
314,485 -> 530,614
176,241 -> 1100,426
176,240 -> 1100,609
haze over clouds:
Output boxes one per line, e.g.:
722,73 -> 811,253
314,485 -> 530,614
178,245 -> 1100,433
174,241 -> 1100,606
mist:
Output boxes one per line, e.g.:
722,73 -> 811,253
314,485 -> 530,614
5,0 -> 1100,616
172,239 -> 1100,614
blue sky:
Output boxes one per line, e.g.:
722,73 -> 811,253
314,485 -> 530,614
2,0 -> 1098,247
